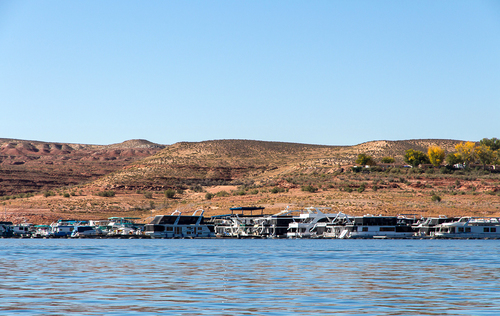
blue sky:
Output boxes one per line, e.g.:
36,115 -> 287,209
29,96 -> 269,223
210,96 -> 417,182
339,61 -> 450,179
1,1 -> 499,146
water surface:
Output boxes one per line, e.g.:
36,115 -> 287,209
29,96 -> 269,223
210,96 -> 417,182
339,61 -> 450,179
1,239 -> 499,315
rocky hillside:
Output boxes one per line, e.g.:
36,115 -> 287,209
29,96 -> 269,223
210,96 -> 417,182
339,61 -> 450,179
0,139 -> 165,195
95,139 -> 464,190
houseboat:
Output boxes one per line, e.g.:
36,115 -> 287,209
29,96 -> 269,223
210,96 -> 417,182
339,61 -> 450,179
287,207 -> 341,238
434,217 -> 500,239
32,225 -> 52,238
144,210 -> 215,238
413,216 -> 460,237
11,223 -> 33,237
213,207 -> 268,238
50,219 -> 79,237
323,213 -> 354,238
0,221 -> 13,237
106,217 -> 144,236
336,215 -> 416,239
71,225 -> 103,238
253,207 -> 298,238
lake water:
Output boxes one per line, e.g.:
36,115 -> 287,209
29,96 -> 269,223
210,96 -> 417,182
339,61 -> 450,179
1,239 -> 499,315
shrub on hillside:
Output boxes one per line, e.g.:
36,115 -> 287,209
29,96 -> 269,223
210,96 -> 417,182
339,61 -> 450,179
271,187 -> 285,194
190,185 -> 203,193
97,190 -> 115,197
165,189 -> 176,199
431,194 -> 442,202
216,190 -> 230,197
301,185 -> 318,193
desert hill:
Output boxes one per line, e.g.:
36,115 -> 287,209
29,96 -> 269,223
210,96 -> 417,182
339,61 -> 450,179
94,139 -> 464,190
0,138 -> 165,196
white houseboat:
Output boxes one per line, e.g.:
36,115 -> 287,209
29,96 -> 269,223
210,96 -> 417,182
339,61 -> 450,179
335,215 -> 416,239
71,225 -> 103,237
434,217 -> 500,239
287,207 -> 340,238
213,207 -> 268,238
50,219 -> 79,237
11,223 -> 33,237
413,216 -> 459,237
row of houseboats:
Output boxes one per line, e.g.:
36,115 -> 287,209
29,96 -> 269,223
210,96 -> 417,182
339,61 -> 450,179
1,207 -> 500,239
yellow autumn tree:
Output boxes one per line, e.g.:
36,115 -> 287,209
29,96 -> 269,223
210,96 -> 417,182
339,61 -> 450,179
428,146 -> 445,167
455,141 -> 477,167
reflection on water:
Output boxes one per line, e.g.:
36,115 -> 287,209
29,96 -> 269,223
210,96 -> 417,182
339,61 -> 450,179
1,239 -> 499,315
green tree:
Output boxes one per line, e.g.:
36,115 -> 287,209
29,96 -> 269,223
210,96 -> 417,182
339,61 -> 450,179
476,144 -> 495,168
480,137 -> 500,151
404,149 -> 430,167
380,157 -> 395,163
355,153 -> 376,166
428,146 -> 445,167
445,153 -> 462,166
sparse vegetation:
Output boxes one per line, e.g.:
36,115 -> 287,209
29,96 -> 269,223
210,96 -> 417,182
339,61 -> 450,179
3,138 -> 500,224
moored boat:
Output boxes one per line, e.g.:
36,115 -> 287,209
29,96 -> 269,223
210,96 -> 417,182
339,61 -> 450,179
287,207 -> 341,238
0,221 -> 14,237
335,215 -> 416,239
434,217 -> 500,239
71,225 -> 103,238
144,210 -> 215,238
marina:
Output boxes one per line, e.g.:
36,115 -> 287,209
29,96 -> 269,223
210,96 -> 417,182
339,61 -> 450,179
2,207 -> 500,240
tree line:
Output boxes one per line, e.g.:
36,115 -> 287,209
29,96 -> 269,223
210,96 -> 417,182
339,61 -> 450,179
355,138 -> 500,168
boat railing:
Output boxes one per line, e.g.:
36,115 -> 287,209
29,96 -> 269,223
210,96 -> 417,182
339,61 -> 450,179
192,209 -> 204,216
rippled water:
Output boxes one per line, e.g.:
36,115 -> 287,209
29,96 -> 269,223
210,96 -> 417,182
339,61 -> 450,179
1,239 -> 499,315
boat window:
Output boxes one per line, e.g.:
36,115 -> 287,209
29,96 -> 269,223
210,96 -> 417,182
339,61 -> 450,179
466,227 -> 471,233
484,227 -> 490,233
458,227 -> 464,233
491,227 -> 497,233
153,225 -> 165,232
380,227 -> 395,232
166,227 -> 173,231
177,216 -> 199,225
159,216 -> 178,224
362,227 -> 368,232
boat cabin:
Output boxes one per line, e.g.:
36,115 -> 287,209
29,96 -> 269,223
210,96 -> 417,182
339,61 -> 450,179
144,210 -> 215,238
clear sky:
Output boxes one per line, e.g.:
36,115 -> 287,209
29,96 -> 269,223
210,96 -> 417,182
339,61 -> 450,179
1,1 -> 499,146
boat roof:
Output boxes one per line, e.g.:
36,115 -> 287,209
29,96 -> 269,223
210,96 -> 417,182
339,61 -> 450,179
108,217 -> 141,219
230,207 -> 265,211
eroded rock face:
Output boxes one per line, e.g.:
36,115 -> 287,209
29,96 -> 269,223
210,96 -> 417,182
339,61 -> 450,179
0,139 -> 165,195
